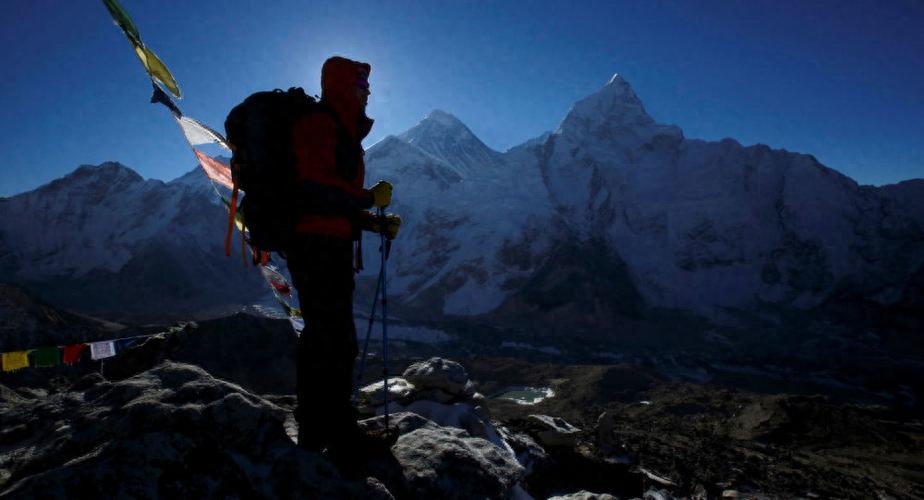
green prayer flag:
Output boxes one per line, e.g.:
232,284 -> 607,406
33,347 -> 62,368
102,0 -> 143,48
102,0 -> 182,99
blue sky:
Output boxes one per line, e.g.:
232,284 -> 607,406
1,0 -> 922,196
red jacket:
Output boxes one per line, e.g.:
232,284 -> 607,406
292,57 -> 374,240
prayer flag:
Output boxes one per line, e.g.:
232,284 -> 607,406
2,351 -> 32,372
102,0 -> 143,47
134,45 -> 181,99
103,0 -> 181,99
33,347 -> 62,368
177,116 -> 229,150
195,150 -> 234,190
290,317 -> 305,334
89,341 -> 116,361
63,344 -> 88,365
261,265 -> 292,296
151,83 -> 182,117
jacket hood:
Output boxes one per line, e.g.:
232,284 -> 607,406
321,56 -> 373,140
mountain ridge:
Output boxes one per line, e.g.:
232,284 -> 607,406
1,75 -> 922,328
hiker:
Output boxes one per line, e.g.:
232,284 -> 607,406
285,56 -> 400,455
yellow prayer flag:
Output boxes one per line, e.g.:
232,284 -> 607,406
2,351 -> 32,372
134,45 -> 181,99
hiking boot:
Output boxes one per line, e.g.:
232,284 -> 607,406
324,426 -> 397,479
324,443 -> 370,480
297,428 -> 326,453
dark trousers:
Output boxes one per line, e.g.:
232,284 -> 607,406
286,234 -> 358,450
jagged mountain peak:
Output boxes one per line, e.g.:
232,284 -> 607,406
599,73 -> 645,107
69,161 -> 143,182
400,109 -> 482,146
556,74 -> 682,147
424,109 -> 467,128
398,110 -> 502,175
27,161 -> 146,197
560,74 -> 652,129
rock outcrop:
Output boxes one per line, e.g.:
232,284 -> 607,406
0,358 -> 562,499
0,362 -> 389,498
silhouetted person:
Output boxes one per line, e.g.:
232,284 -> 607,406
286,56 -> 399,458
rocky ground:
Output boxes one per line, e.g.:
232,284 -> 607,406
463,357 -> 924,498
4,346 -> 922,499
2,285 -> 923,498
0,354 -> 645,499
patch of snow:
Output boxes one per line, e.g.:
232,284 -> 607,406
492,387 -> 555,405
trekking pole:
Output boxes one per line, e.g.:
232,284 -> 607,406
353,259 -> 384,402
379,207 -> 391,432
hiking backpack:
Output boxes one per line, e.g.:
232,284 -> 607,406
223,87 -> 318,257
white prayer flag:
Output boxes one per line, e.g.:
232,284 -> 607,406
290,317 -> 304,334
176,116 -> 230,150
89,341 -> 116,361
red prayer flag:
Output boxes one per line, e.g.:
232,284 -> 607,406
62,344 -> 87,365
194,149 -> 234,190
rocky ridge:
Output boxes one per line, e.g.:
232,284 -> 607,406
0,355 -> 662,499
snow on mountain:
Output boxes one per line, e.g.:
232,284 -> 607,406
0,161 -> 265,322
1,162 -> 175,277
539,77 -> 924,314
368,75 -> 924,321
2,75 -> 921,327
365,131 -> 555,316
398,110 -> 505,177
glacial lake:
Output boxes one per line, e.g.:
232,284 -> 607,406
492,387 -> 555,405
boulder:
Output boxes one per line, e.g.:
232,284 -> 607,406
497,425 -> 549,474
645,488 -> 677,500
389,399 -> 499,446
357,377 -> 417,414
402,357 -> 470,395
391,426 -> 525,499
525,414 -> 582,448
548,491 -> 618,500
358,411 -> 441,437
0,361 -> 389,499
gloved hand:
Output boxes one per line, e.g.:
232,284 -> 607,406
381,214 -> 401,239
360,212 -> 402,239
368,180 -> 393,208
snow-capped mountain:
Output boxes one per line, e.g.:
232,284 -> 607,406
367,74 -> 924,323
0,162 -> 266,322
541,75 -> 924,313
1,75 -> 922,328
398,110 -> 504,177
